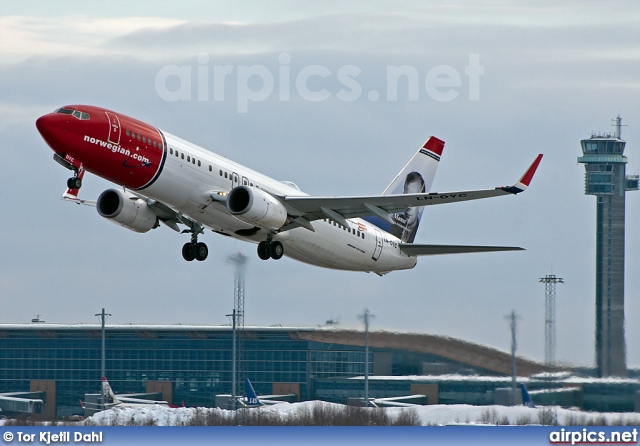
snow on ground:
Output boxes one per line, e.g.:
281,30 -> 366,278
82,401 -> 640,426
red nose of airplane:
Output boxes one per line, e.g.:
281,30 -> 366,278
36,112 -> 74,155
36,114 -> 59,150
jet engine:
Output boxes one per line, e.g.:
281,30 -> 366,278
97,189 -> 158,233
226,186 -> 287,230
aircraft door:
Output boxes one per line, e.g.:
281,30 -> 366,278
372,228 -> 383,261
105,112 -> 121,145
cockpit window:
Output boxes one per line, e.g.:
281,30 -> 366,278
54,108 -> 90,120
71,110 -> 90,120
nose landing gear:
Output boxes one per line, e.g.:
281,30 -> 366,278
53,153 -> 84,193
67,176 -> 83,190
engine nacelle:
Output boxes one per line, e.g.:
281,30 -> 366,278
97,189 -> 158,233
226,186 -> 287,230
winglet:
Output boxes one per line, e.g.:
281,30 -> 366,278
518,154 -> 543,187
500,154 -> 543,194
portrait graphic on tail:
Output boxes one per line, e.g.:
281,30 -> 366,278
391,171 -> 426,243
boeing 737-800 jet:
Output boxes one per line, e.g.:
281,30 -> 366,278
36,105 -> 542,275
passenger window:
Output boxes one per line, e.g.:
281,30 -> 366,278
187,156 -> 190,162
170,148 -> 173,155
153,141 -> 157,148
209,165 -> 212,171
131,132 -> 136,138
137,134 -> 141,141
224,172 -> 228,178
198,160 -> 201,167
181,153 -> 184,160
192,158 -> 196,164
126,129 -> 130,136
143,136 -> 147,143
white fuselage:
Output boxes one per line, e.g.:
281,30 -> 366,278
145,131 -> 417,274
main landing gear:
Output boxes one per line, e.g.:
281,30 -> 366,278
257,237 -> 284,261
181,229 -> 208,262
182,241 -> 208,262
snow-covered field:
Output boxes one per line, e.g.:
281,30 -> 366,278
81,401 -> 640,426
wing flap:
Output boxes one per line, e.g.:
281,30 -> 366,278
399,243 -> 524,256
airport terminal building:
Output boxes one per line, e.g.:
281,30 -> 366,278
0,323 -> 638,418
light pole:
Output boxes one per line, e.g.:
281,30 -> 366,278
95,308 -> 111,410
359,308 -> 375,407
506,310 -> 518,405
226,310 -> 237,411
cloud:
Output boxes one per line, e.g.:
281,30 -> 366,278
0,16 -> 187,62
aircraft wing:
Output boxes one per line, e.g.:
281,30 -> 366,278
279,154 -> 542,228
62,192 -> 96,206
399,244 -> 523,256
116,396 -> 168,405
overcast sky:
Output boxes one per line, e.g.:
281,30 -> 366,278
1,0 -> 638,369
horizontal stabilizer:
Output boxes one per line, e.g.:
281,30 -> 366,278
399,243 -> 524,256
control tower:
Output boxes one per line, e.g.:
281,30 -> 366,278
578,115 -> 639,377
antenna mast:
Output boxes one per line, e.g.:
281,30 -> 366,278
612,114 -> 626,139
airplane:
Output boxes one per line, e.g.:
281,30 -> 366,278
80,377 -> 169,410
519,383 -> 536,408
36,105 -> 542,275
244,378 -> 264,407
242,378 -> 290,407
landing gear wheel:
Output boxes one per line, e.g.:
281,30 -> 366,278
182,243 -> 195,261
257,241 -> 271,260
195,242 -> 208,261
67,177 -> 82,189
270,241 -> 284,260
